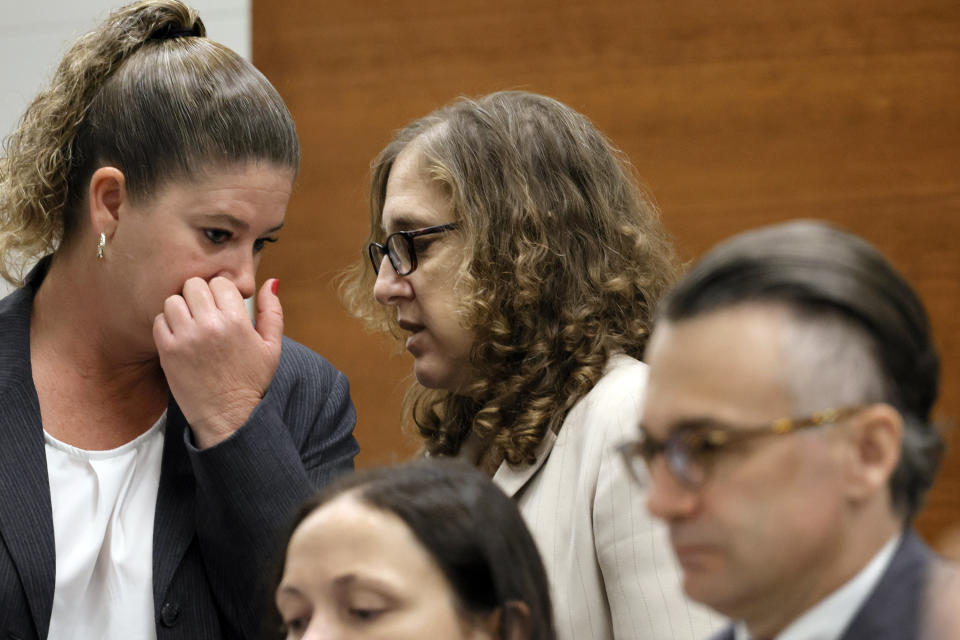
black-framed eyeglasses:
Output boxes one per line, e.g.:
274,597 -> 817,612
367,223 -> 459,276
618,406 -> 863,489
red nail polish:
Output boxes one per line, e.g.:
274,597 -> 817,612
271,279 -> 280,295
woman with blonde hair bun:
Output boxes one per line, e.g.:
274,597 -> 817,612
343,90 -> 718,639
0,1 -> 357,638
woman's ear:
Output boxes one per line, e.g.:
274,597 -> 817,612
482,600 -> 532,640
88,166 -> 127,238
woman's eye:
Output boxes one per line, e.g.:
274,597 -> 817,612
204,228 -> 232,245
412,237 -> 436,255
254,237 -> 279,253
280,616 -> 309,637
348,607 -> 385,622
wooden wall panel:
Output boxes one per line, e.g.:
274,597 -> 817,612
250,1 -> 960,549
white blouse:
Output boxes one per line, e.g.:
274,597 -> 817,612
44,413 -> 166,639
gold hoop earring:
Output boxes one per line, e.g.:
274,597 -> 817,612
97,232 -> 106,260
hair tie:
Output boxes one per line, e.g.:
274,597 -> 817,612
150,23 -> 202,41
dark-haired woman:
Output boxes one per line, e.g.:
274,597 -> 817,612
343,91 -> 718,639
275,460 -> 555,640
0,1 -> 356,637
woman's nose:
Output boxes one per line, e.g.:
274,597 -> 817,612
220,252 -> 257,300
301,615 -> 341,640
372,257 -> 413,306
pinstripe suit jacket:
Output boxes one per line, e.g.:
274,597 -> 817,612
493,354 -> 721,640
708,531 -> 935,640
0,267 -> 359,639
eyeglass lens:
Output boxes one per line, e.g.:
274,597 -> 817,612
386,235 -> 413,274
368,237 -> 411,275
630,430 -> 709,488
665,437 -> 706,487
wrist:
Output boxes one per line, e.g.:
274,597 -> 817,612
188,393 -> 262,449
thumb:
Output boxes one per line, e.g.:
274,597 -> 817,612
255,278 -> 284,345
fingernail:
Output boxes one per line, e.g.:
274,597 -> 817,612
271,278 -> 280,295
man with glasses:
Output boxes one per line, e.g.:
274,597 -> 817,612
621,220 -> 957,639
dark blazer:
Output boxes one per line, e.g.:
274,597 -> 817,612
708,530 -> 933,640
0,265 -> 359,639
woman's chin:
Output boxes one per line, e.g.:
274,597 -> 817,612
413,365 -> 448,390
413,360 -> 471,393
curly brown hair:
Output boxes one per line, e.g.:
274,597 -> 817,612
342,91 -> 679,466
0,0 -> 298,285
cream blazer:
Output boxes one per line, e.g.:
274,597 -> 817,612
492,354 -> 721,640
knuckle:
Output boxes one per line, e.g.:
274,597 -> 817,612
196,315 -> 227,337
162,297 -> 181,315
210,275 -> 233,290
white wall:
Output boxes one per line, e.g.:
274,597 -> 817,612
0,0 -> 251,296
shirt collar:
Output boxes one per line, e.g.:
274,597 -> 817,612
734,534 -> 900,640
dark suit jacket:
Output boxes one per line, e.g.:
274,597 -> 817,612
0,265 -> 359,639
708,530 -> 933,640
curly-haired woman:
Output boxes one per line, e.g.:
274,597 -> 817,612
0,1 -> 357,637
342,91 -> 718,639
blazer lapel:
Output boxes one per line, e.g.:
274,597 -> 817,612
152,401 -> 196,606
494,354 -> 633,499
0,284 -> 56,637
492,429 -> 557,499
840,529 -> 931,640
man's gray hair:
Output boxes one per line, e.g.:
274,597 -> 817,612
659,220 -> 943,519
